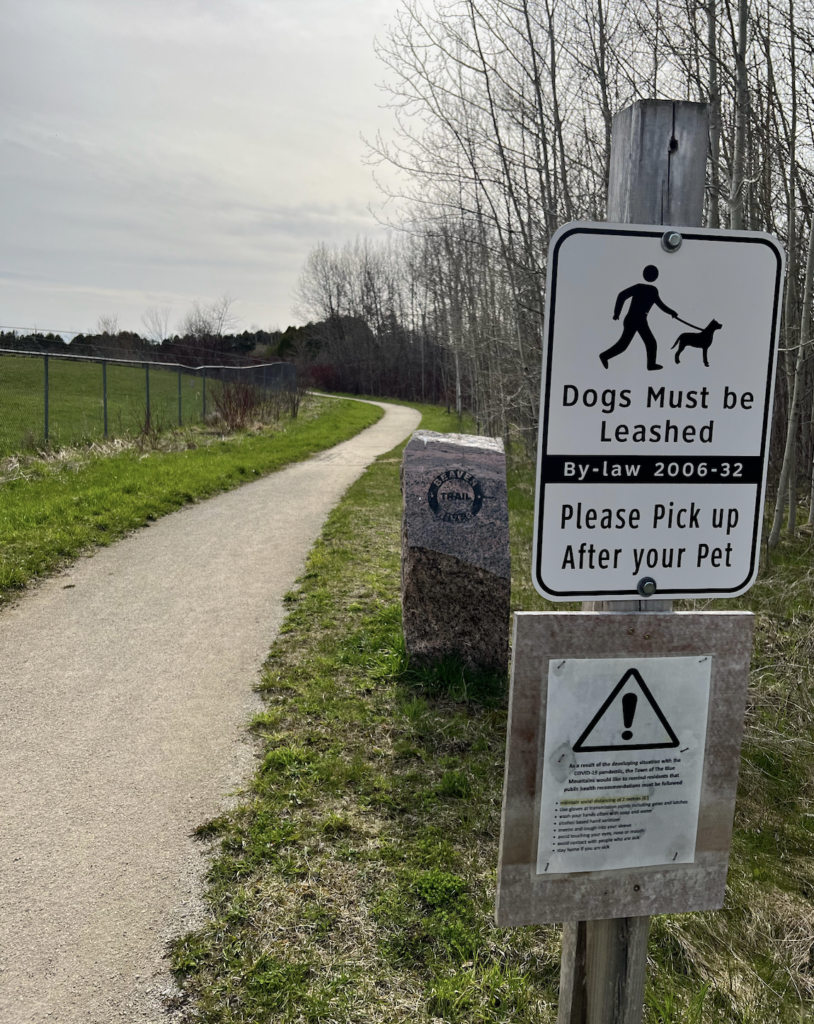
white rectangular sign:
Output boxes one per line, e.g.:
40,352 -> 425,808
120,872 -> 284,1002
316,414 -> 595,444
533,222 -> 784,600
537,656 -> 711,875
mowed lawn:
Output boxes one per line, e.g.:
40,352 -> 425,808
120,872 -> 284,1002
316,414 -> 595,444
0,353 -> 207,454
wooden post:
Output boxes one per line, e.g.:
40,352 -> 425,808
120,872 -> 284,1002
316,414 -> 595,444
558,922 -> 588,1023
584,917 -> 651,1024
557,98 -> 708,1024
607,100 -> 708,228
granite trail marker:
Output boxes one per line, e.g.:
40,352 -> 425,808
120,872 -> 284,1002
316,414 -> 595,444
533,223 -> 784,601
401,430 -> 510,673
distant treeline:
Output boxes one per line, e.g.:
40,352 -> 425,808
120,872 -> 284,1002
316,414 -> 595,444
283,315 -> 451,402
0,318 -> 447,400
0,327 -> 310,369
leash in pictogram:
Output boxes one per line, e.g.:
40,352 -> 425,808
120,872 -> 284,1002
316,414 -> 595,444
672,314 -> 704,331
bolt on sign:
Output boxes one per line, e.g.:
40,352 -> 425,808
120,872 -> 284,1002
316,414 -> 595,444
533,222 -> 785,601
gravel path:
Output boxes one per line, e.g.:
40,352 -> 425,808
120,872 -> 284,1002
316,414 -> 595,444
0,400 -> 420,1023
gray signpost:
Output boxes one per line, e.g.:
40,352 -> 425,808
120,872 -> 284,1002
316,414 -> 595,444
496,99 -> 785,1024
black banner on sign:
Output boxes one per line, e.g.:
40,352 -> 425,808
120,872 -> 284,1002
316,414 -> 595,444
541,455 -> 762,485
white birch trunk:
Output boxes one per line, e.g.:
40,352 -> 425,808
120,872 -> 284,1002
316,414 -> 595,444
769,225 -> 814,548
730,0 -> 748,230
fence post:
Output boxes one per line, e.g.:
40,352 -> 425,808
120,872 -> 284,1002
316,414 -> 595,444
144,362 -> 150,430
178,366 -> 182,426
557,99 -> 708,1024
202,367 -> 206,421
44,354 -> 49,443
102,360 -> 108,438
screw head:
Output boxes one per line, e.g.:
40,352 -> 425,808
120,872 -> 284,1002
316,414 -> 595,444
661,230 -> 683,252
637,576 -> 657,598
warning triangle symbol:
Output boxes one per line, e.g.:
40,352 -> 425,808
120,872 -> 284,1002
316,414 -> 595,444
573,668 -> 679,753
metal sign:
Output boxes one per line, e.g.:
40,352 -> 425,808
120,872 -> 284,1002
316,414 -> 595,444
533,222 -> 785,601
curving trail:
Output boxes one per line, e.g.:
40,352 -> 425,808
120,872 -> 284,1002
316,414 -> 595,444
0,399 -> 420,1023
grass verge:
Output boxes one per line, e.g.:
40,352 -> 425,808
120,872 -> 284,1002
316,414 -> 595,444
0,395 -> 382,604
170,408 -> 814,1023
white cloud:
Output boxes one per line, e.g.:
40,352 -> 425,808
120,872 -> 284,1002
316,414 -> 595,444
0,0 -> 401,334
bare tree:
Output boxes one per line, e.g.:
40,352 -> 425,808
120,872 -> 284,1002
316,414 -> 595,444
208,293 -> 241,336
291,0 -> 814,521
728,0 -> 749,228
769,218 -> 814,546
140,306 -> 172,345
96,314 -> 119,336
179,302 -> 213,340
179,294 -> 241,340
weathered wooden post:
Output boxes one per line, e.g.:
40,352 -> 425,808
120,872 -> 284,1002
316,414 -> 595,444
401,430 -> 511,673
606,101 -> 709,229
568,98 -> 710,1024
496,97 -> 785,1024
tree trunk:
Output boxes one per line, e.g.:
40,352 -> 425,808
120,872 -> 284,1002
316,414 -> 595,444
808,405 -> 814,524
769,223 -> 814,548
730,0 -> 748,230
707,1 -> 721,228
785,0 -> 798,535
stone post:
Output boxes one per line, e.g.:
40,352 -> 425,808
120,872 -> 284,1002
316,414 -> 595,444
400,430 -> 511,674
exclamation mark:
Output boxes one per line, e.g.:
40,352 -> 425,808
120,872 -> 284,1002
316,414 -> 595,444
622,693 -> 638,741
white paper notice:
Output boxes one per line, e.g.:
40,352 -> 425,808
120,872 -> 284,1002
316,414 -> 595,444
536,656 -> 711,874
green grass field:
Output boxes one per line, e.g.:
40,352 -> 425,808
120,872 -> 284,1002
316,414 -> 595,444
0,353 -> 210,454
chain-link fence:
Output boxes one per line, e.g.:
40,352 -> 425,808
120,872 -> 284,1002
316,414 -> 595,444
0,348 -> 297,457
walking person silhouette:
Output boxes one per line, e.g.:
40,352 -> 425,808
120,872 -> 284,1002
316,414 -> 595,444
600,265 -> 678,371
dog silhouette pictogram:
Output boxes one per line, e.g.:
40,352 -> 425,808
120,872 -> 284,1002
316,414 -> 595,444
672,319 -> 722,367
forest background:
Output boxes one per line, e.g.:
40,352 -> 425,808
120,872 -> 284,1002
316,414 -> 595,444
291,0 -> 812,549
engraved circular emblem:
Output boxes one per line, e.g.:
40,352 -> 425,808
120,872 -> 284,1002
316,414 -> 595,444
427,469 -> 484,523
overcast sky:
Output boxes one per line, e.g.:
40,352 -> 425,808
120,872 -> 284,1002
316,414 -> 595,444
0,0 -> 402,337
